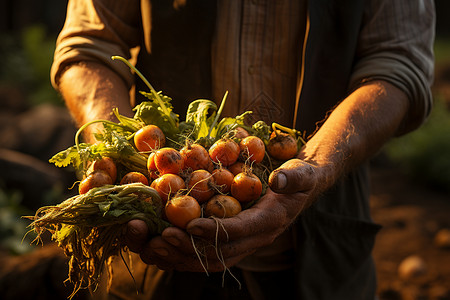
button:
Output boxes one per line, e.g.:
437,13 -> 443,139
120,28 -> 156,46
248,65 -> 255,75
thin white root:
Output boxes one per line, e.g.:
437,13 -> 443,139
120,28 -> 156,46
212,217 -> 241,289
191,234 -> 209,276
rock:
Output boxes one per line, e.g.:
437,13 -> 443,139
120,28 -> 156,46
398,255 -> 427,280
434,229 -> 450,249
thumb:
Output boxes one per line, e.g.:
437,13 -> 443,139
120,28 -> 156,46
268,159 -> 318,194
124,219 -> 149,253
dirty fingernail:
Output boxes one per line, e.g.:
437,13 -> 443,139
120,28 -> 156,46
164,236 -> 181,247
153,247 -> 169,257
188,226 -> 203,236
274,173 -> 287,190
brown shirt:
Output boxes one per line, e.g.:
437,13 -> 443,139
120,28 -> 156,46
51,0 -> 434,132
211,0 -> 306,127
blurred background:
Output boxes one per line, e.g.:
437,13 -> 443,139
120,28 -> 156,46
0,1 -> 449,299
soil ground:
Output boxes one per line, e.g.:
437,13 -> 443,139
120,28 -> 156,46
370,163 -> 450,300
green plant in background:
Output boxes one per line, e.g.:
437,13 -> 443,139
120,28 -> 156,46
434,37 -> 450,65
0,24 -> 61,106
0,186 -> 36,254
384,97 -> 450,192
21,25 -> 61,106
0,24 -> 63,255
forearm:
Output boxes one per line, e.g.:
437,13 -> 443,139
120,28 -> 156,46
57,61 -> 134,140
298,80 -> 409,193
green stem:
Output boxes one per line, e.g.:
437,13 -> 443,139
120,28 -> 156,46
207,91 -> 228,138
271,122 -> 306,145
75,119 -> 119,151
111,56 -> 176,128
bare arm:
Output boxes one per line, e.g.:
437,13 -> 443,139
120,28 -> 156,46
274,80 -> 409,197
127,80 -> 410,271
58,62 -> 134,141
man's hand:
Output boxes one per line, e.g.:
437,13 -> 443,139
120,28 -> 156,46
125,159 -> 320,272
125,80 -> 410,272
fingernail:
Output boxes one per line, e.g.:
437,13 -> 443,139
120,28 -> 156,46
153,247 -> 169,257
165,236 -> 180,247
274,173 -> 287,190
188,226 -> 203,236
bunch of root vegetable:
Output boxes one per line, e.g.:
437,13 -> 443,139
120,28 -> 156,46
27,183 -> 168,297
25,56 -> 306,297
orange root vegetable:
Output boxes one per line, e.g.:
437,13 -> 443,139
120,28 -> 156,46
165,195 -> 201,229
147,152 -> 159,179
234,127 -> 249,139
211,168 -> 234,193
79,170 -> 113,194
134,124 -> 166,152
180,143 -> 212,171
204,195 -> 242,218
228,162 -> 245,176
239,136 -> 265,164
120,171 -> 149,185
89,157 -> 117,182
266,130 -> 298,161
231,172 -> 262,203
154,147 -> 184,175
187,170 -> 215,203
150,173 -> 186,203
208,139 -> 240,167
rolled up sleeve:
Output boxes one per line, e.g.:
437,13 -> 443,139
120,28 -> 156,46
50,0 -> 142,89
349,0 -> 435,135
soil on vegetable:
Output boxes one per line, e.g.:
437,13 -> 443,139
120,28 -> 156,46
370,162 -> 450,300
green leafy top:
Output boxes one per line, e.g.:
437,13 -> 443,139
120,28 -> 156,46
135,91 -> 180,141
50,125 -> 148,175
185,99 -> 217,140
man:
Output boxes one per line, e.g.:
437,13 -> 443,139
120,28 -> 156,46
51,0 -> 435,299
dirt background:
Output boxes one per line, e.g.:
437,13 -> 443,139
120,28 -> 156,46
370,58 -> 450,300
370,162 -> 450,300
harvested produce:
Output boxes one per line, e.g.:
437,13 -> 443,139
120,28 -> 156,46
26,55 -> 306,296
211,168 -> 234,193
165,195 -> 202,229
134,124 -> 166,152
79,170 -> 113,194
187,169 -> 215,203
204,195 -> 242,218
89,157 -> 117,182
231,172 -> 263,203
180,143 -> 212,171
208,138 -> 240,167
150,173 -> 186,203
119,171 -> 149,185
266,130 -> 299,161
239,135 -> 265,164
153,147 -> 184,175
27,183 -> 168,297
